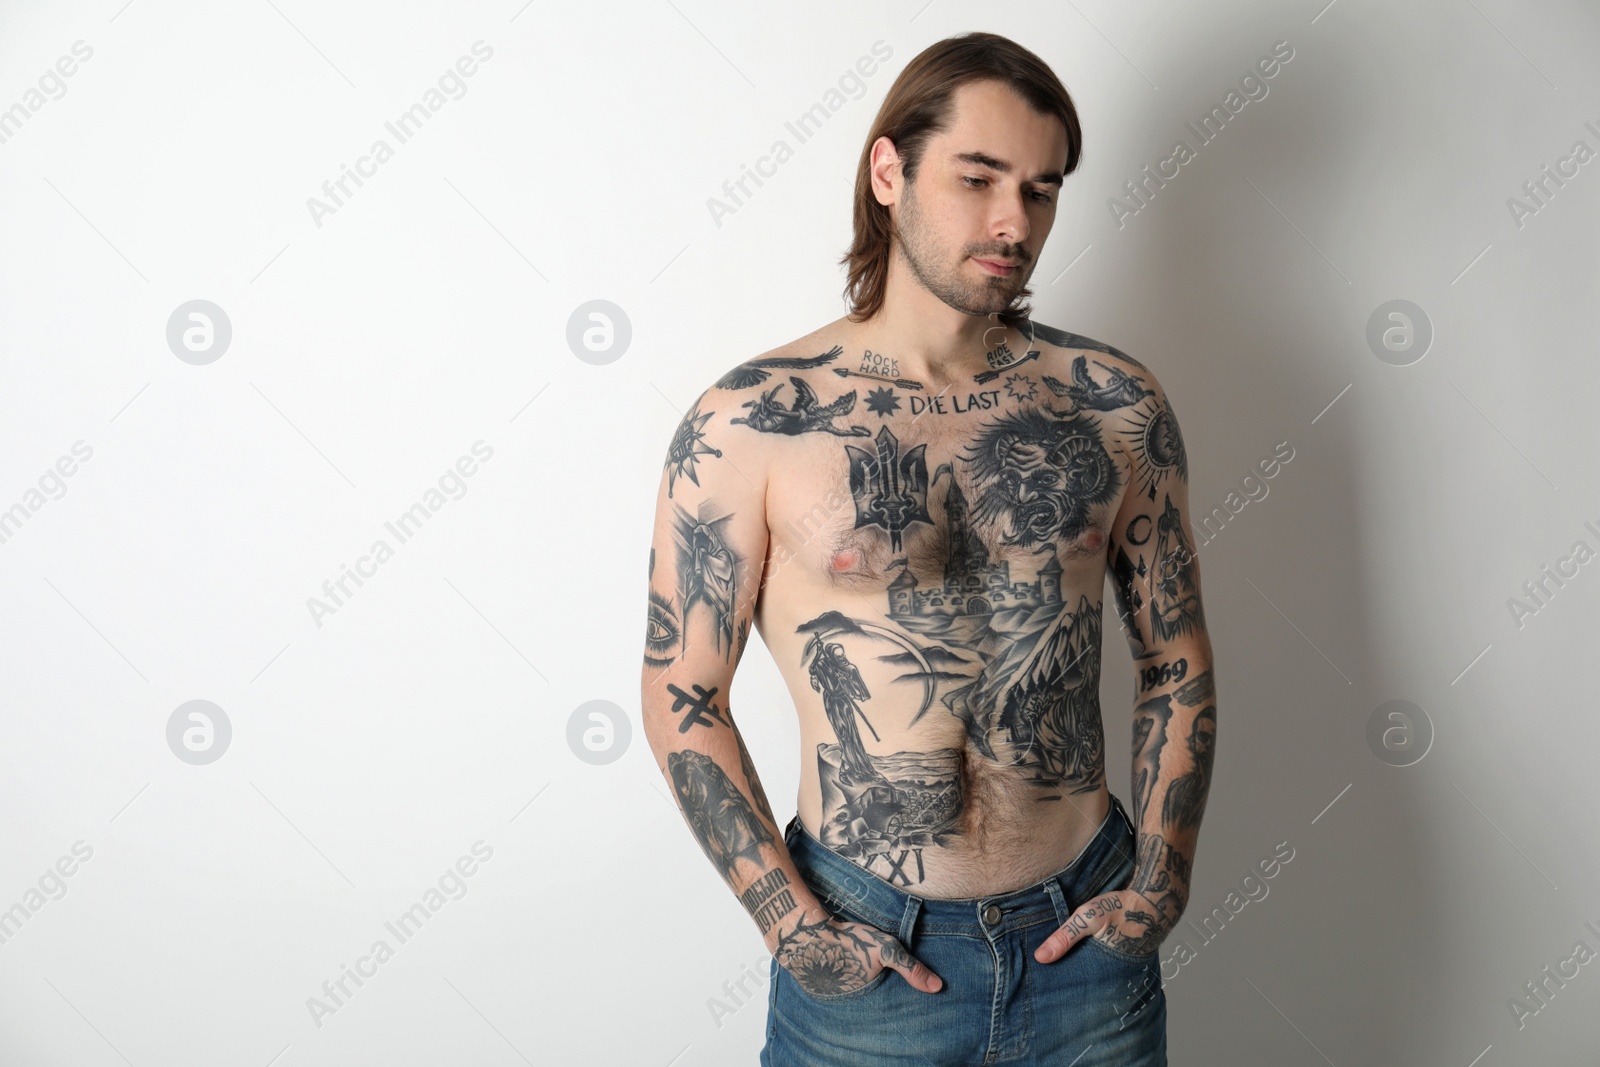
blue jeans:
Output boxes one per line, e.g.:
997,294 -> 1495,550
761,791 -> 1167,1066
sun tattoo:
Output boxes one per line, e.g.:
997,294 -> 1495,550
665,399 -> 723,497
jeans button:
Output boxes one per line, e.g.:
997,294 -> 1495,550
982,904 -> 1002,925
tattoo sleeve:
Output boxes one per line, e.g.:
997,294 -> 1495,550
642,386 -> 830,951
1103,374 -> 1215,955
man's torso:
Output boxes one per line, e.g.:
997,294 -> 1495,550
729,319 -> 1156,897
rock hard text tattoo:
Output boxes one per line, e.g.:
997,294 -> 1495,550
835,366 -> 924,390
667,749 -> 774,885
1091,888 -> 1165,958
859,349 -> 898,378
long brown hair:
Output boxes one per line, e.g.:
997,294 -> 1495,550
840,32 -> 1083,332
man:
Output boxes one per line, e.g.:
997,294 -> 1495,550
642,31 -> 1215,1066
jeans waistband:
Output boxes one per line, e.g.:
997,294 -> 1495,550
782,791 -> 1139,945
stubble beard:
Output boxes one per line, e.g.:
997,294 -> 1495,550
894,178 -> 1029,320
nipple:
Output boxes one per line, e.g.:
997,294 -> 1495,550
830,549 -> 861,572
1081,528 -> 1105,551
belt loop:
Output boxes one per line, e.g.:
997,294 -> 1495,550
897,894 -> 921,945
1042,876 -> 1070,926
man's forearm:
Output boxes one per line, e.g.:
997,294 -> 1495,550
642,677 -> 831,953
1125,644 -> 1217,949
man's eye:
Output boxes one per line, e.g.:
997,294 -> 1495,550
962,176 -> 987,189
1030,190 -> 1054,204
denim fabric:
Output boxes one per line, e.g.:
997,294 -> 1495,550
760,791 -> 1167,1066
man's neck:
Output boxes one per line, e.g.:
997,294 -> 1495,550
845,301 -> 1031,390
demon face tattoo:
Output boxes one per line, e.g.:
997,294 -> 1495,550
961,408 -> 1120,547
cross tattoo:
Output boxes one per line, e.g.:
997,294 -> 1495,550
665,682 -> 729,733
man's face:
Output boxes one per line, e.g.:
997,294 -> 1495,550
890,79 -> 1068,318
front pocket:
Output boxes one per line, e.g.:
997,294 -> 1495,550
1081,931 -> 1161,966
781,952 -> 893,1003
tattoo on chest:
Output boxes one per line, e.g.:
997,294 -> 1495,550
692,335 -> 1196,886
786,397 -> 1136,881
858,349 -> 899,378
732,377 -> 872,438
907,389 -> 1003,416
974,347 -> 1041,383
845,426 -> 931,551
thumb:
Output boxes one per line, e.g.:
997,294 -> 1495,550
1035,909 -> 1097,964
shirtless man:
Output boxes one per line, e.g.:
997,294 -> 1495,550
642,32 -> 1214,1066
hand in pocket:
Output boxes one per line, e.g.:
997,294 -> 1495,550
774,911 -> 942,996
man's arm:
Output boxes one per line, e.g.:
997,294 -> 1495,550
1101,371 -> 1216,957
640,386 -> 819,953
640,384 -> 941,994
1033,359 -> 1217,966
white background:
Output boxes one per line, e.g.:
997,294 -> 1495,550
1,1 -> 1597,1064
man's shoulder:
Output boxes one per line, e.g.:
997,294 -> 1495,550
668,330 -> 850,490
1027,320 -> 1153,377
685,327 -> 857,441
704,328 -> 851,395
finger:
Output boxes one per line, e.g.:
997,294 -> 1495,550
1035,914 -> 1094,964
879,939 -> 943,993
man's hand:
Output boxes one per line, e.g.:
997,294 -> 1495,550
773,910 -> 943,995
1033,884 -> 1173,964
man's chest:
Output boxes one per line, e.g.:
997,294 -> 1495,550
762,394 -> 1132,597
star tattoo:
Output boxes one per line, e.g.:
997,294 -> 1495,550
1003,372 -> 1037,402
665,399 -> 722,497
864,386 -> 901,417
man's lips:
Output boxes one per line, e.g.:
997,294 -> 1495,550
974,257 -> 1021,275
